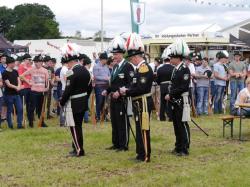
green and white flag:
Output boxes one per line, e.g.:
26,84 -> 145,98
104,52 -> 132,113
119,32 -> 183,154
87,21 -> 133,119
132,2 -> 145,25
130,0 -> 145,33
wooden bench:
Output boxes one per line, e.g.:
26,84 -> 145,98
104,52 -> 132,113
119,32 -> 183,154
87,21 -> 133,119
235,103 -> 250,140
220,115 -> 240,138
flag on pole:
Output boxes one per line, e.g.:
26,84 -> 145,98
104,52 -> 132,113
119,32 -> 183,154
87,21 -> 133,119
132,2 -> 145,25
130,0 -> 139,33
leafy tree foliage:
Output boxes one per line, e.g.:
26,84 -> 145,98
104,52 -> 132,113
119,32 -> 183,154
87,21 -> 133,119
0,3 -> 60,41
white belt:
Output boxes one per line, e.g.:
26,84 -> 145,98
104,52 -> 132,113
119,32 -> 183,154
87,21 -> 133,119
70,92 -> 87,99
152,82 -> 157,86
160,81 -> 171,85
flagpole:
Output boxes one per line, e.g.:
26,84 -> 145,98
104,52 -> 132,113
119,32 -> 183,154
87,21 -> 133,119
130,0 -> 139,33
101,0 -> 104,52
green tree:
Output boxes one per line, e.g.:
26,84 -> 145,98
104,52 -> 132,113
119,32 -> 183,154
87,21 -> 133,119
43,19 -> 60,39
12,3 -> 55,23
0,6 -> 14,35
2,3 -> 60,41
7,15 -> 60,40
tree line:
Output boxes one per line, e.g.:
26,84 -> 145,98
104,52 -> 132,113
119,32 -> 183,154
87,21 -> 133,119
0,3 -> 60,41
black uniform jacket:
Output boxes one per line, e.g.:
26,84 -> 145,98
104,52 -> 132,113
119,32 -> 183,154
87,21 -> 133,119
156,63 -> 174,95
60,64 -> 92,113
126,61 -> 153,97
108,59 -> 134,95
169,62 -> 190,100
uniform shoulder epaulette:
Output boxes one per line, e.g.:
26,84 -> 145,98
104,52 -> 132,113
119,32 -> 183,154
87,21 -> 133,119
66,70 -> 74,77
139,63 -> 149,73
179,63 -> 187,71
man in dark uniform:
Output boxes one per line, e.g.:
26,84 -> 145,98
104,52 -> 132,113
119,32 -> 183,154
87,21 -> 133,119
78,53 -> 92,123
165,39 -> 191,156
156,47 -> 174,121
60,43 -> 92,157
102,36 -> 134,151
120,33 -> 153,162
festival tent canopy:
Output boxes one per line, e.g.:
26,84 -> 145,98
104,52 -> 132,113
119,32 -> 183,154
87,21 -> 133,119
0,35 -> 28,53
159,23 -> 222,36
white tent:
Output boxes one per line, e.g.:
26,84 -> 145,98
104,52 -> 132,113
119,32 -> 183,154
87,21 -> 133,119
160,23 -> 221,34
14,39 -> 110,67
155,23 -> 224,39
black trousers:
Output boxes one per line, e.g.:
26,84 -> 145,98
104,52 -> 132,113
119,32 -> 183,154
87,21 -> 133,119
30,91 -> 45,125
20,88 -> 32,122
159,84 -> 172,121
172,101 -> 190,152
71,112 -> 84,153
159,92 -> 167,121
110,99 -> 129,149
132,98 -> 152,160
159,92 -> 172,121
46,88 -> 52,118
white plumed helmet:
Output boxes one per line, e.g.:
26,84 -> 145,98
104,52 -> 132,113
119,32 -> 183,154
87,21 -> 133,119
125,33 -> 144,57
60,43 -> 80,63
169,38 -> 190,58
110,35 -> 126,53
161,45 -> 172,60
216,50 -> 229,59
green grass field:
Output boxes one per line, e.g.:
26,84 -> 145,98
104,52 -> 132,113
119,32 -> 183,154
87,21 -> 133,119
0,115 -> 250,187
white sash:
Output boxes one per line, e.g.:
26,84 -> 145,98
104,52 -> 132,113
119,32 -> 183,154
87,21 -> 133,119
65,101 -> 75,127
127,97 -> 133,117
182,92 -> 191,122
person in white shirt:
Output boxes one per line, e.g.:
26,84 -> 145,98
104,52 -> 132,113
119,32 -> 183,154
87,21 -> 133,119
233,77 -> 250,117
185,56 -> 196,115
59,58 -> 68,126
60,63 -> 68,92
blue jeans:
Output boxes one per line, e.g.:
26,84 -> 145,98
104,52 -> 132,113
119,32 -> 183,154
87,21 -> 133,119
230,80 -> 245,113
84,111 -> 89,122
84,96 -> 90,122
53,89 -> 62,116
196,87 -> 209,115
59,90 -> 65,125
53,90 -> 59,101
210,81 -> 216,98
95,87 -> 106,120
19,88 -> 32,122
0,97 -> 3,127
214,85 -> 225,114
232,107 -> 250,117
4,95 -> 23,128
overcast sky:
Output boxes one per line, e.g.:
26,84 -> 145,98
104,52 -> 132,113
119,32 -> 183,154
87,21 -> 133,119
1,0 -> 250,37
